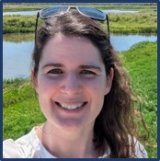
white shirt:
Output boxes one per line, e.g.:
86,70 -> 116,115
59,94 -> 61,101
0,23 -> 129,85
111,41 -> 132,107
3,127 -> 148,158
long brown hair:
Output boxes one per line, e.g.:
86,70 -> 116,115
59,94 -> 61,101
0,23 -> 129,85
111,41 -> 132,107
32,10 -> 137,157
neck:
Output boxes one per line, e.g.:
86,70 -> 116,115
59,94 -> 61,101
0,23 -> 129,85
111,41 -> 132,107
36,122 -> 98,158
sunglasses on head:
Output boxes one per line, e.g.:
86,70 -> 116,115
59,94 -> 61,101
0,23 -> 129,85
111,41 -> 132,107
35,6 -> 110,44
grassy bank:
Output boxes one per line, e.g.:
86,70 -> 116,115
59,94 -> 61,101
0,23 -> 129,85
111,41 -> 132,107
109,12 -> 157,34
3,33 -> 34,42
120,42 -> 157,158
3,42 -> 157,157
3,79 -> 45,139
3,15 -> 36,33
3,11 -> 157,34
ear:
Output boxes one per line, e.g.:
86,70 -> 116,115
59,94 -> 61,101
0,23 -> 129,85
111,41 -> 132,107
31,69 -> 38,93
105,67 -> 114,95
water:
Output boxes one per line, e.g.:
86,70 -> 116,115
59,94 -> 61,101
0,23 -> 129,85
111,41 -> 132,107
102,9 -> 139,14
111,34 -> 157,51
3,9 -> 138,16
3,40 -> 34,80
3,34 -> 157,80
3,10 -> 38,16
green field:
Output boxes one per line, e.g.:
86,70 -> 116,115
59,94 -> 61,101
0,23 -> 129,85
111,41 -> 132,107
3,41 -> 157,158
3,12 -> 157,34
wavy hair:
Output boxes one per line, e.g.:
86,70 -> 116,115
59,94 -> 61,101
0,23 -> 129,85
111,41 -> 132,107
32,10 -> 137,157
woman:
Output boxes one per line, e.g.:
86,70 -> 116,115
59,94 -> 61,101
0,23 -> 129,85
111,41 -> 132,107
3,6 -> 147,158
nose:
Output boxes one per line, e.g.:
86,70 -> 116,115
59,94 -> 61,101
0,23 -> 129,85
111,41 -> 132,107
61,73 -> 81,95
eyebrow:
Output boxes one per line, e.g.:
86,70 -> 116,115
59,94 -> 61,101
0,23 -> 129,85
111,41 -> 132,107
79,65 -> 102,71
42,63 -> 63,69
42,63 -> 102,71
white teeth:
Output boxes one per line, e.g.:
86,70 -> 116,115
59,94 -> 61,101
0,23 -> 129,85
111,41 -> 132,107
57,102 -> 85,110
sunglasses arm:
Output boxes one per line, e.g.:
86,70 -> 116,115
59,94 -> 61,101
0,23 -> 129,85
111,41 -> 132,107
35,12 -> 40,47
106,15 -> 110,43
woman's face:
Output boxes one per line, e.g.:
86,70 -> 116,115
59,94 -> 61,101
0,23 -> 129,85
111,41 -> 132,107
33,33 -> 113,131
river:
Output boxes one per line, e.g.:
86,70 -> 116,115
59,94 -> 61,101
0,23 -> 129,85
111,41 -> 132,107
3,9 -> 139,16
3,33 -> 157,80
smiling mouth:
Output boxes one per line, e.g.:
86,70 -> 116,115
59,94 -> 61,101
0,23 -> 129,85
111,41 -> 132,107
55,101 -> 87,110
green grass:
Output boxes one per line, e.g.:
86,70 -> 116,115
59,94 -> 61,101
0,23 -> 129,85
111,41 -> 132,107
3,15 -> 36,33
3,42 -> 157,158
119,42 -> 157,158
3,78 -> 45,140
109,12 -> 157,34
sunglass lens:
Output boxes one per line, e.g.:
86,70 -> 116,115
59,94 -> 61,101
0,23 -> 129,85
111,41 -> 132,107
78,7 -> 106,21
40,6 -> 68,18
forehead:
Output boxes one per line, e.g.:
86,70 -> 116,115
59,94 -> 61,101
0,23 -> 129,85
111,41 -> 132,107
40,33 -> 104,66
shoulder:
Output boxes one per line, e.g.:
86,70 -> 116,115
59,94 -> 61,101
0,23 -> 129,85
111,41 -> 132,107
133,138 -> 148,158
3,127 -> 41,158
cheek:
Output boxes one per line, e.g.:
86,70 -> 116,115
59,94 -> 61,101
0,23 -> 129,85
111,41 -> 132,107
83,78 -> 107,96
36,77 -> 58,112
36,76 -> 60,96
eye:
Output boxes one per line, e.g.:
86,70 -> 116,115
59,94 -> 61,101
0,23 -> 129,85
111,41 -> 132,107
47,68 -> 63,75
80,70 -> 96,77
